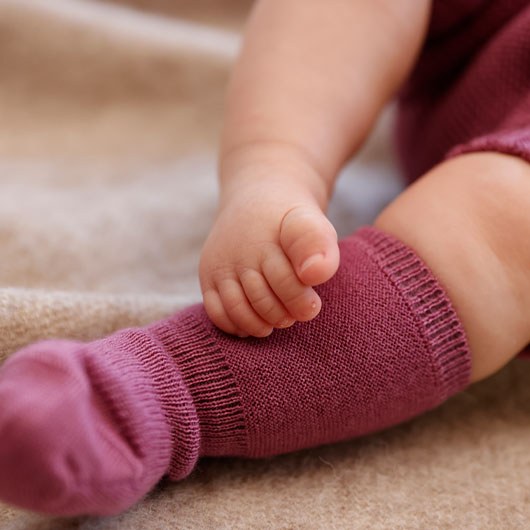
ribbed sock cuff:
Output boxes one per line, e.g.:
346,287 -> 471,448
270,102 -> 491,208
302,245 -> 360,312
356,226 -> 472,401
148,310 -> 248,478
447,136 -> 530,359
145,225 -> 471,477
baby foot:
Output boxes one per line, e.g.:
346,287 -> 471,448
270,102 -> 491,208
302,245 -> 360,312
199,179 -> 339,338
0,335 -> 178,516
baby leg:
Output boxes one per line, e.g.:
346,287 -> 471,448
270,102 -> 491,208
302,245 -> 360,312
375,151 -> 530,381
1,153 -> 528,517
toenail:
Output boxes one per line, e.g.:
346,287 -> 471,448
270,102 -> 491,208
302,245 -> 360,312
302,300 -> 319,318
277,318 -> 295,328
299,253 -> 325,274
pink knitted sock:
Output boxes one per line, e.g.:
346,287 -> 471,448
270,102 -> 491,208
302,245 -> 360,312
0,227 -> 471,516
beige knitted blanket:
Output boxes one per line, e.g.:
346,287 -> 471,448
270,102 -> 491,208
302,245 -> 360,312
1,1 -> 529,528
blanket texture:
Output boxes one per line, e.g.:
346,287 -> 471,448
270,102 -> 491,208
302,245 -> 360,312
1,1 -> 529,528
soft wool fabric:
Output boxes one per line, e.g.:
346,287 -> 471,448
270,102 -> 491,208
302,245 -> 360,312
396,0 -> 530,182
0,227 -> 471,516
397,0 -> 530,358
2,0 -> 530,527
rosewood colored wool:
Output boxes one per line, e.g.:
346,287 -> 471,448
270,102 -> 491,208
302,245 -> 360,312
0,227 -> 471,515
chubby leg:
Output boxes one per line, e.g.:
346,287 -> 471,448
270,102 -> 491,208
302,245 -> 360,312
0,153 -> 528,517
376,152 -> 530,382
200,0 -> 431,337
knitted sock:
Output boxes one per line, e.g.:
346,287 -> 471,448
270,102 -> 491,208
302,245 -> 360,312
0,226 -> 471,517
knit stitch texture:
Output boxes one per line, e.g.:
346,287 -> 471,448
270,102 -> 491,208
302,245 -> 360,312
397,0 -> 530,181
0,227 -> 472,516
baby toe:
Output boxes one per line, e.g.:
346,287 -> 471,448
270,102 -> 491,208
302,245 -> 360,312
262,248 -> 321,322
239,268 -> 294,328
217,277 -> 274,337
203,288 -> 243,336
280,205 -> 339,286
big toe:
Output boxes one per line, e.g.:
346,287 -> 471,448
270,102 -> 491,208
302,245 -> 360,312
280,205 -> 340,286
0,340 -> 170,516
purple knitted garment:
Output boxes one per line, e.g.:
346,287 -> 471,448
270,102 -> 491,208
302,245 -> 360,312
0,227 -> 471,516
1,0 -> 529,518
396,0 -> 530,358
396,0 -> 530,181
